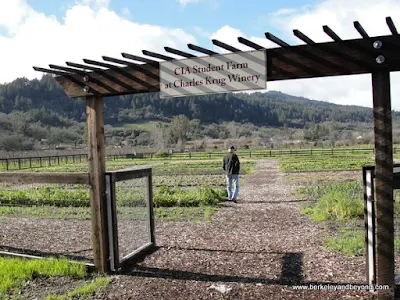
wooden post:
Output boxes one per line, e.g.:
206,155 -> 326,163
372,71 -> 394,300
86,95 -> 109,273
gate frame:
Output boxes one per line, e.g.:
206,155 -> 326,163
105,167 -> 155,272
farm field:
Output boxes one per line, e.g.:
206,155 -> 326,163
0,152 -> 390,299
0,158 -> 255,263
281,154 -> 400,275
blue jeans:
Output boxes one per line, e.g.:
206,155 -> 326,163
226,174 -> 239,200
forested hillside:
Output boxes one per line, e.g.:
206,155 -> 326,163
1,75 -> 398,151
1,75 -> 395,127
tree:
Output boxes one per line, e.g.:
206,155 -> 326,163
169,114 -> 191,144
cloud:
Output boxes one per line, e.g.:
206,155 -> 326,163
76,0 -> 110,10
0,0 -> 196,84
179,0 -> 201,6
265,0 -> 400,109
208,1 -> 400,110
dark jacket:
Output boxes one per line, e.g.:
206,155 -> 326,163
222,152 -> 240,175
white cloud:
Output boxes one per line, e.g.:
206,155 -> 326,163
179,0 -> 201,6
265,0 -> 400,109
0,0 -> 196,84
121,7 -> 131,18
76,0 -> 110,10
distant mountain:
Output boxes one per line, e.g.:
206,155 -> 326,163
0,75 -> 397,127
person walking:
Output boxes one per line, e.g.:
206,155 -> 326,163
222,145 -> 240,203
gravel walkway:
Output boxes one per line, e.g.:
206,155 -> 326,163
100,159 -> 376,300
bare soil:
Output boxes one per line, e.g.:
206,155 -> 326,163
2,159 -> 378,299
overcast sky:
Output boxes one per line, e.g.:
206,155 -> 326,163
1,0 -> 399,109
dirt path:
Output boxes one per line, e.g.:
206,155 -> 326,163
101,159 -> 375,300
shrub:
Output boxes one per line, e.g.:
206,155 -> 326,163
154,150 -> 169,158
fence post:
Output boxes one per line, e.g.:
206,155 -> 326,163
372,70 -> 394,299
40,157 -> 42,167
270,150 -> 272,157
250,151 -> 252,157
6,159 -> 8,171
86,95 -> 109,273
332,148 -> 334,155
209,153 -> 211,159
29,158 -> 32,169
18,159 -> 21,169
57,156 -> 60,165
48,157 -> 51,167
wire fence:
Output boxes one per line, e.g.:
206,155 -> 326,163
0,180 -> 93,263
0,147 -> 392,171
114,177 -> 150,261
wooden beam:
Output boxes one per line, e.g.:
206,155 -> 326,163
0,172 -> 89,184
238,37 -> 264,50
164,47 -> 196,58
53,34 -> 400,98
86,95 -> 109,273
323,25 -> 342,41
212,39 -> 241,52
187,44 -> 219,56
66,61 -> 134,91
293,29 -> 315,44
142,50 -> 174,61
57,62 -> 159,97
386,17 -> 398,35
354,21 -> 370,38
372,71 -> 394,300
107,167 -> 152,182
265,32 -> 290,47
121,53 -> 159,65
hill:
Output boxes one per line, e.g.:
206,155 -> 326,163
1,75 -> 396,127
0,75 -> 398,151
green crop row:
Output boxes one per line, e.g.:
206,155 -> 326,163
280,155 -> 374,172
0,184 -> 226,208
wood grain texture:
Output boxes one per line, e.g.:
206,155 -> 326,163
86,96 -> 109,273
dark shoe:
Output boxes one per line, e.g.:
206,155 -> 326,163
232,199 -> 237,203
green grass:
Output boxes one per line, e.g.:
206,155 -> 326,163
45,277 -> 111,300
325,227 -> 400,257
325,228 -> 364,256
279,155 -> 374,172
0,205 -> 219,222
155,206 -> 219,222
0,257 -> 86,297
154,185 -> 225,207
299,181 -> 364,221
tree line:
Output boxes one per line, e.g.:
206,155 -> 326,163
0,75 -> 398,151
1,75 -> 396,127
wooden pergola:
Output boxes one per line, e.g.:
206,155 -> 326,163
34,17 -> 400,300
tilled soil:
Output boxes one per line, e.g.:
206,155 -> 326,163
98,160 -> 376,300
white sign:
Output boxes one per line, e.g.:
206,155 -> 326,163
159,50 -> 266,98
